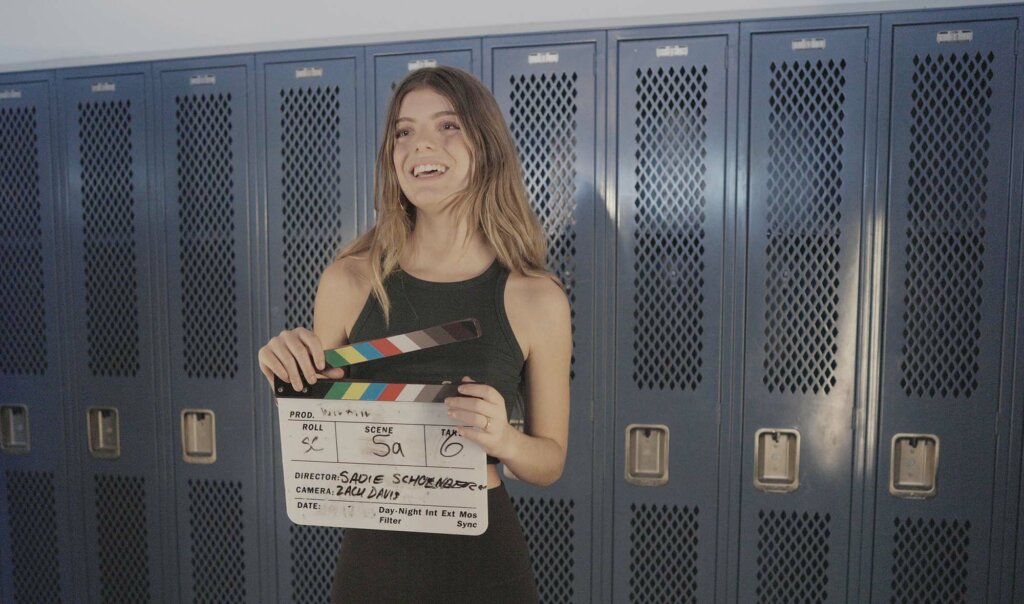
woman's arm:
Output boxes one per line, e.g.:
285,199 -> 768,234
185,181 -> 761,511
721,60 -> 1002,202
258,257 -> 367,388
447,276 -> 571,486
313,257 -> 366,350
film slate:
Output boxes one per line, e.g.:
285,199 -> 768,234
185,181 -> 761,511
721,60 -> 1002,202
275,318 -> 490,536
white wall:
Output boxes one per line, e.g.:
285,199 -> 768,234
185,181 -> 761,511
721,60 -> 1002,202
0,0 -> 1014,72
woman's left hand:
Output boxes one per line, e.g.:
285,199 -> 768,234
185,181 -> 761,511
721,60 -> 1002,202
444,376 -> 513,459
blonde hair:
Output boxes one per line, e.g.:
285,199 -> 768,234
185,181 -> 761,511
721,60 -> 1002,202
337,66 -> 552,325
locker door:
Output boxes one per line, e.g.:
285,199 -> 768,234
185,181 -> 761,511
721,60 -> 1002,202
872,15 -> 1020,602
59,67 -> 166,602
260,51 -> 362,604
367,40 -> 481,196
485,33 -> 603,603
156,60 -> 262,603
737,23 -> 872,602
0,74 -> 73,603
610,27 -> 735,603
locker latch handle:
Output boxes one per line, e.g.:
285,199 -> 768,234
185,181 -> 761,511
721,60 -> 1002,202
754,428 -> 800,492
87,407 -> 120,459
181,409 -> 217,464
890,433 -> 939,499
0,405 -> 30,454
625,424 -> 669,487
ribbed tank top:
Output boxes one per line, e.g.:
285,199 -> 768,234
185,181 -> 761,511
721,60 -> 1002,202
346,258 -> 526,465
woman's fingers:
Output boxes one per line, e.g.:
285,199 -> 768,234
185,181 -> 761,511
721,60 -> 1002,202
258,328 -> 332,395
259,362 -> 276,387
444,396 -> 494,416
279,348 -> 305,392
445,407 -> 489,429
297,329 -> 326,371
445,393 -> 504,435
319,367 -> 346,380
258,347 -> 290,386
282,331 -> 319,386
265,335 -> 305,391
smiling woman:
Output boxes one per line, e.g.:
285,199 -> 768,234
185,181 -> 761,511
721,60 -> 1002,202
257,66 -> 572,603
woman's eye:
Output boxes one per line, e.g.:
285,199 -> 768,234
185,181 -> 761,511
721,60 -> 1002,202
441,121 -> 461,131
395,128 -> 410,139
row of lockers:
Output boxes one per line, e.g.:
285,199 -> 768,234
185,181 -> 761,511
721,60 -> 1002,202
2,3 -> 1024,602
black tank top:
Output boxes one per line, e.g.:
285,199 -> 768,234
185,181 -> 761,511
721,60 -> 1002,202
346,258 -> 526,463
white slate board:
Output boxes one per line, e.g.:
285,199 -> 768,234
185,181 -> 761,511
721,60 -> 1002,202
277,398 -> 489,535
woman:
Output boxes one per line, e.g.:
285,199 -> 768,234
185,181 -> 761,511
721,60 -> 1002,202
257,66 -> 571,602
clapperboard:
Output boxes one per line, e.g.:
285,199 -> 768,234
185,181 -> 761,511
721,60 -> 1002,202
275,318 -> 489,536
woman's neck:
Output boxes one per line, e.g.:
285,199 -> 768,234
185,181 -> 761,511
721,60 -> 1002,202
401,212 -> 494,279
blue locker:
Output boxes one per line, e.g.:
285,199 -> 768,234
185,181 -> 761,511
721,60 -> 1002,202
870,9 -> 1023,602
1017,452 -> 1024,602
609,24 -> 737,603
366,38 -> 481,215
485,31 -> 604,603
735,17 -> 877,602
154,57 -> 264,603
256,46 -> 364,604
57,65 -> 167,602
0,72 -> 75,603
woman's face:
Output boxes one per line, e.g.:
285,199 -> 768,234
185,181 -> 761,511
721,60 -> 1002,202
392,87 -> 473,212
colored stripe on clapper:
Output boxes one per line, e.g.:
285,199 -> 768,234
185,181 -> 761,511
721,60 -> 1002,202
323,382 -> 461,403
323,318 -> 482,368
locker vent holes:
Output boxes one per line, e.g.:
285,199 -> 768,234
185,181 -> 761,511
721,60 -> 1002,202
512,496 -> 575,602
188,479 -> 246,602
900,52 -> 995,399
0,105 -> 48,376
280,85 -> 347,330
508,72 -> 579,379
289,524 -> 344,603
175,93 -> 239,380
95,474 -> 151,601
763,59 -> 847,396
756,509 -> 831,602
632,66 -> 708,391
4,470 -> 61,601
890,517 -> 970,603
629,503 -> 699,603
79,100 -> 141,377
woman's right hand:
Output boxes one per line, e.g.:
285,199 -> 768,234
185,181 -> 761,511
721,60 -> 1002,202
258,327 -> 346,391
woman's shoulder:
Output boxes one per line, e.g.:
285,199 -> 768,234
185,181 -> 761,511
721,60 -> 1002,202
320,255 -> 372,294
315,255 -> 374,345
317,255 -> 372,311
504,268 -> 571,362
506,269 -> 566,304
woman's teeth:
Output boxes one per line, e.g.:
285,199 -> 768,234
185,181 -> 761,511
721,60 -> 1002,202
413,164 -> 449,177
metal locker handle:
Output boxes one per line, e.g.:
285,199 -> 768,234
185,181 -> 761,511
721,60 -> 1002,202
0,405 -> 30,454
890,433 -> 939,499
87,407 -> 120,459
625,424 -> 669,486
754,428 -> 800,492
181,409 -> 217,464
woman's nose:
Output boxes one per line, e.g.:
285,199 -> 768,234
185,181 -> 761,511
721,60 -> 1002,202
411,129 -> 438,151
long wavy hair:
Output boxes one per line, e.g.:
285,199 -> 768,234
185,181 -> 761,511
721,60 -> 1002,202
337,66 -> 552,325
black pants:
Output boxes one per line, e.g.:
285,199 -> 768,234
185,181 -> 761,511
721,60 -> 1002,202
331,483 -> 539,603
